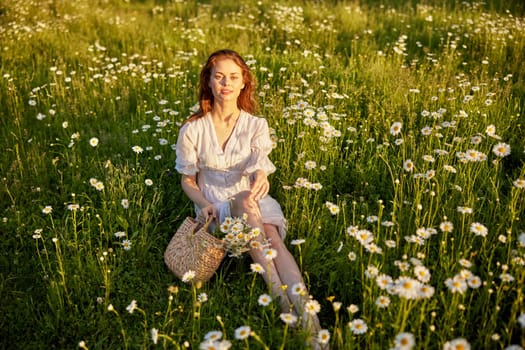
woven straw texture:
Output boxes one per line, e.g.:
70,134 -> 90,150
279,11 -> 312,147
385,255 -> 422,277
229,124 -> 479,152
164,217 -> 225,282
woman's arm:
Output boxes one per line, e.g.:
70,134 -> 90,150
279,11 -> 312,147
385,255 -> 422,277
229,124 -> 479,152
181,174 -> 218,220
250,169 -> 270,201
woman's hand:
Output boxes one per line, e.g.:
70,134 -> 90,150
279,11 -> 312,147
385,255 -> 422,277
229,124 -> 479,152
200,203 -> 218,222
250,170 -> 269,201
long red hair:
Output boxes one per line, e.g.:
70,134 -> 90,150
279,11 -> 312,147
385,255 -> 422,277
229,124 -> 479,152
186,49 -> 258,123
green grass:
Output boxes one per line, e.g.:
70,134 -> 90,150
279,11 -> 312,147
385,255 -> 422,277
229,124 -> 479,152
1,0 -> 525,349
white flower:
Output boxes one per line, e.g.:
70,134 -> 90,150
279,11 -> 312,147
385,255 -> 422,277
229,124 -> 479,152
390,121 -> 403,136
182,270 -> 195,283
443,338 -> 470,350
126,300 -> 137,314
234,326 -> 251,340
263,248 -> 277,260
279,313 -> 297,325
394,332 -> 415,350
122,239 -> 132,251
304,299 -> 321,315
204,330 -> 223,341
317,329 -> 330,345
145,179 -> 153,186
470,222 -> 488,237
42,206 -> 53,214
250,263 -> 265,274
348,318 -> 368,335
492,142 -> 511,157
121,198 -> 129,209
132,145 -> 144,154
517,313 -> 525,328
403,159 -> 414,172
257,294 -> 272,306
89,137 -> 99,147
151,328 -> 158,344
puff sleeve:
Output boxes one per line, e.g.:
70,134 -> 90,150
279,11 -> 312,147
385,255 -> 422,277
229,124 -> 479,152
243,118 -> 276,175
175,123 -> 199,175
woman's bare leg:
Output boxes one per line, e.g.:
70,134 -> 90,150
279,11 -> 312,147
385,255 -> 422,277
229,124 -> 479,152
264,224 -> 321,334
230,191 -> 322,341
230,192 -> 293,313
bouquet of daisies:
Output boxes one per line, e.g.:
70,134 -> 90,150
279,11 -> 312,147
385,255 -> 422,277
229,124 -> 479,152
217,214 -> 268,257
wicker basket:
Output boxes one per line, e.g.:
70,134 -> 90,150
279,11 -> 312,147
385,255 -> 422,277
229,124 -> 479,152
164,217 -> 225,283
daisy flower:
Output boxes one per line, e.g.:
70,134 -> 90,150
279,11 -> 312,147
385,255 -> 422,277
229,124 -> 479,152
122,239 -> 132,250
348,318 -> 368,335
414,265 -> 431,283
394,276 -> 421,299
182,270 -> 195,283
257,294 -> 272,306
440,221 -> 454,233
443,338 -> 471,350
89,137 -> 99,147
262,248 -> 277,260
457,206 -> 473,214
390,121 -> 403,136
305,299 -> 321,315
470,222 -> 488,237
492,142 -> 511,157
250,263 -> 265,274
234,326 -> 251,340
445,276 -> 468,294
394,332 -> 415,350
403,159 -> 414,172
132,145 -> 144,154
375,295 -> 391,308
513,179 -> 525,189
317,329 -> 330,345
204,331 -> 223,341
304,160 -> 317,170
279,313 -> 297,325
42,206 -> 53,214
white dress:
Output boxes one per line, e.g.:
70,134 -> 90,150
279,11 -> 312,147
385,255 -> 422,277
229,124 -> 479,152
175,110 -> 287,238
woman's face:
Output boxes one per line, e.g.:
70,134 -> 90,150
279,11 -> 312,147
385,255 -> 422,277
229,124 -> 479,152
208,58 -> 245,105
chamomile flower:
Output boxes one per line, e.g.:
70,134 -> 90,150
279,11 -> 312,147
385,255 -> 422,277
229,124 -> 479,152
234,326 -> 251,340
182,270 -> 195,283
443,338 -> 471,350
262,248 -> 277,260
348,318 -> 368,335
317,329 -> 330,345
42,206 -> 53,214
440,221 -> 454,233
132,145 -> 144,154
122,239 -> 132,251
390,122 -> 403,136
257,294 -> 272,306
250,263 -> 265,274
305,299 -> 321,315
375,295 -> 391,308
470,222 -> 488,237
394,332 -> 415,350
513,179 -> 525,189
403,159 -> 415,172
204,331 -> 223,342
279,313 -> 297,325
492,142 -> 511,157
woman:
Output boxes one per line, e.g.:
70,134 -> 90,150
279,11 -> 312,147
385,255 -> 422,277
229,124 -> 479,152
175,49 -> 323,345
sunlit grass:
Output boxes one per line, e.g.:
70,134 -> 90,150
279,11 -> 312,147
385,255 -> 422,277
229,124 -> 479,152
1,0 -> 524,349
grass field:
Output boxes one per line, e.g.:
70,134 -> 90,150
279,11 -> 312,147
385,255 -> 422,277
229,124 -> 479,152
1,0 -> 525,349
